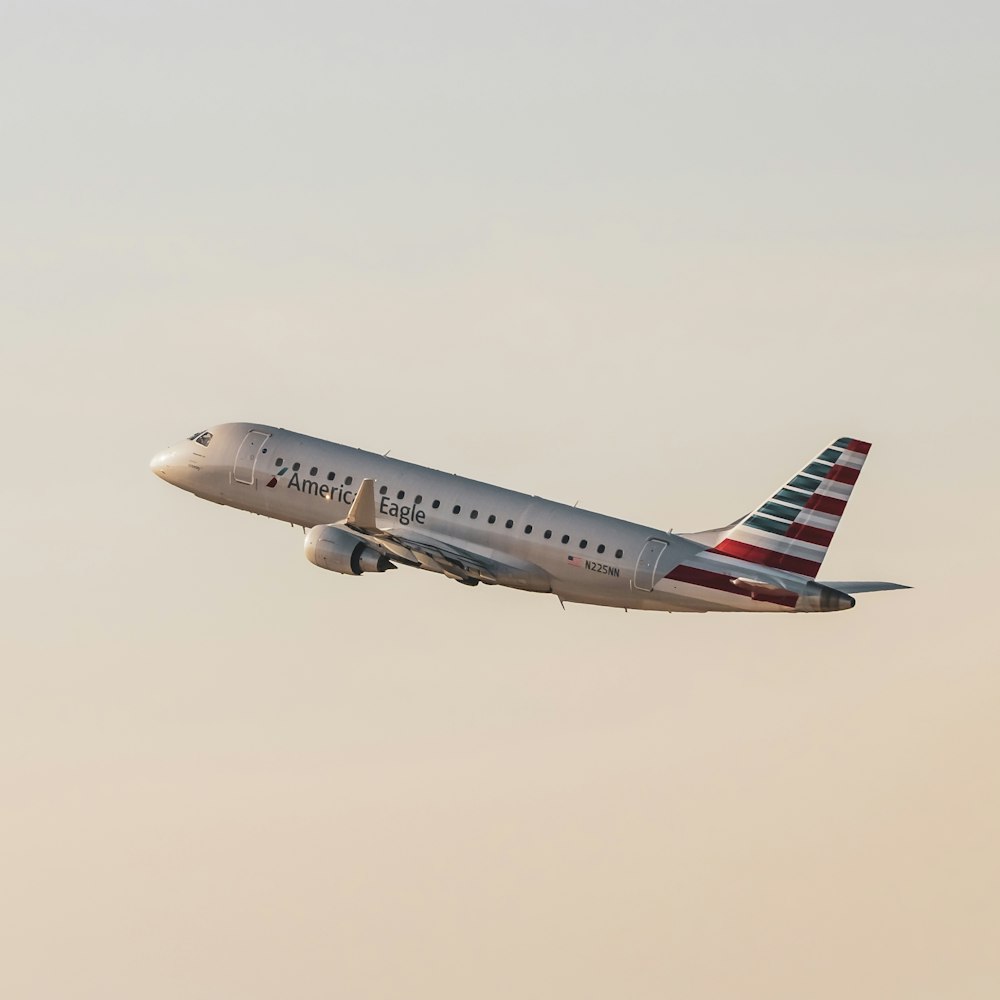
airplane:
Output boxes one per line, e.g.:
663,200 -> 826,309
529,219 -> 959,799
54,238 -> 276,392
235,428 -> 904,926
150,423 -> 908,614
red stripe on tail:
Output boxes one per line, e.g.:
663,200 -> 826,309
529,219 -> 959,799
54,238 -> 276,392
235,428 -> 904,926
805,494 -> 847,516
785,522 -> 835,547
827,464 -> 860,485
711,539 -> 822,578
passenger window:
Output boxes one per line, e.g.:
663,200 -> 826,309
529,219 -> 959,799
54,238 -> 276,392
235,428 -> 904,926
470,510 -> 479,519
432,500 -> 441,509
327,472 -> 335,481
345,476 -> 353,485
488,514 -> 496,524
561,535 -> 569,544
524,525 -> 532,534
379,485 -> 388,495
597,544 -> 605,554
505,519 -> 514,529
397,490 -> 405,500
452,505 -> 461,515
579,540 -> 588,549
275,457 -> 284,466
544,529 -> 552,539
310,467 -> 318,477
415,495 -> 422,504
615,549 -> 623,559
292,462 -> 300,471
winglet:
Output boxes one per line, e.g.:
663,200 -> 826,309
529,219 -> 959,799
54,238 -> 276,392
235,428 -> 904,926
346,478 -> 378,531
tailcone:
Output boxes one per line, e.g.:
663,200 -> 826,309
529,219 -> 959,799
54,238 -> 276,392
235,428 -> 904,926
798,581 -> 856,613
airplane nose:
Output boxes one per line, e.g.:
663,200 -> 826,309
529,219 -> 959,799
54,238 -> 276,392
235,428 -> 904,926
150,450 -> 173,479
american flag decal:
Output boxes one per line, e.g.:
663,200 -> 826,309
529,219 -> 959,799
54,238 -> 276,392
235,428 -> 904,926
567,555 -> 585,568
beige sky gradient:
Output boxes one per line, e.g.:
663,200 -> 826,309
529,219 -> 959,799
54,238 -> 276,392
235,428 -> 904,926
2,2 -> 998,997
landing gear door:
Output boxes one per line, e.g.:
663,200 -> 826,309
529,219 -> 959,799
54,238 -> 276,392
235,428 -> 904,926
233,430 -> 271,485
634,538 -> 671,592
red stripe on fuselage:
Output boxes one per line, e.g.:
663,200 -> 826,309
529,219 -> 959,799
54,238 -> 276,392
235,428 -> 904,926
710,539 -> 822,578
665,564 -> 799,609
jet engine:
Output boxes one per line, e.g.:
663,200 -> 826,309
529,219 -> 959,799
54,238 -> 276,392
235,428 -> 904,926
304,524 -> 395,576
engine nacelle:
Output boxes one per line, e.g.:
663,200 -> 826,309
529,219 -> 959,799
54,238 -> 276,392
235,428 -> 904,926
304,524 -> 395,576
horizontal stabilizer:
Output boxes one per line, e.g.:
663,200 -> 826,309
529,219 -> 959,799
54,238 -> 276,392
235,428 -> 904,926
818,581 -> 911,594
731,576 -> 788,593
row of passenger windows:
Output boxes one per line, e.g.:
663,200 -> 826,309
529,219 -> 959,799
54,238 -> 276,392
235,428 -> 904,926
274,457 -> 354,486
273,455 -> 624,559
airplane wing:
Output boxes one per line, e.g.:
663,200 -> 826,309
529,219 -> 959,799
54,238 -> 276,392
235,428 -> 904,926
335,478 -> 551,591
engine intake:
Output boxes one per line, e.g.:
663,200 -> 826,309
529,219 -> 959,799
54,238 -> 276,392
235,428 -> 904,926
304,524 -> 394,576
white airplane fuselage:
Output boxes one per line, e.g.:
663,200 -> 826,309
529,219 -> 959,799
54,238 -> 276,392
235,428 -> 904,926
151,422 -> 883,613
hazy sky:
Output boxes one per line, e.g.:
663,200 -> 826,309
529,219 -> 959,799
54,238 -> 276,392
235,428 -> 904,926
2,2 -> 998,997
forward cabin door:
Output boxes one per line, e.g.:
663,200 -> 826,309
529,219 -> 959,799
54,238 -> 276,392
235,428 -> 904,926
233,430 -> 271,485
634,538 -> 671,592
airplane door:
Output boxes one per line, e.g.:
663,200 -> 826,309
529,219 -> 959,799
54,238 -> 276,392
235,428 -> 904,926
634,538 -> 671,592
233,430 -> 271,485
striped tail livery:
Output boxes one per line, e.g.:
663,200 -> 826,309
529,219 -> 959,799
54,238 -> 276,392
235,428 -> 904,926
669,438 -> 908,612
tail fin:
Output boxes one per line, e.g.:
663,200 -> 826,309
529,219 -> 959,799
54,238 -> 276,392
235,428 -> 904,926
698,437 -> 871,580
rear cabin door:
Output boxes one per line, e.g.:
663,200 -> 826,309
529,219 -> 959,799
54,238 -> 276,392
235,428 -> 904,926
634,538 -> 671,592
233,430 -> 271,485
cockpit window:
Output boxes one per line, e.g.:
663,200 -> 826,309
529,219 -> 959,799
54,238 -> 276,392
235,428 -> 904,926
188,430 -> 213,446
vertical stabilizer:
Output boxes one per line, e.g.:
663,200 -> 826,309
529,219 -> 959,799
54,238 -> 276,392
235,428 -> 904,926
699,437 -> 871,579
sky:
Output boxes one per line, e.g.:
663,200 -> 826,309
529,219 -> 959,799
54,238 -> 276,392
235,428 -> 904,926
2,2 -> 998,997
